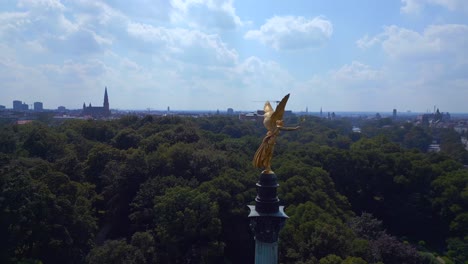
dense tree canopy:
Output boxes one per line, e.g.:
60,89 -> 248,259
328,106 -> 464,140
0,115 -> 466,263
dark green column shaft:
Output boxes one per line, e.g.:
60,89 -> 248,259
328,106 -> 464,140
248,172 -> 288,264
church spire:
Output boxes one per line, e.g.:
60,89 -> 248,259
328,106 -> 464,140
103,86 -> 109,111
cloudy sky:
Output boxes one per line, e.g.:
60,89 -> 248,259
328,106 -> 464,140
1,0 -> 468,112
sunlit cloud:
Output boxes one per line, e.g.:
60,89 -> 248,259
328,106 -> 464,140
245,15 -> 333,51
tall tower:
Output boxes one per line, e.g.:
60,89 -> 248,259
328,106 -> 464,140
102,86 -> 111,116
104,87 -> 109,111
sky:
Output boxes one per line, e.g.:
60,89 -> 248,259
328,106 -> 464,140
1,0 -> 468,112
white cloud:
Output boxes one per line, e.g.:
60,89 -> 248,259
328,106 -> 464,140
0,11 -> 28,36
235,56 -> 295,97
1,1 -> 466,112
0,0 -> 246,109
244,16 -> 333,51
360,24 -> 468,64
331,61 -> 383,82
105,0 -> 171,22
41,59 -> 108,83
289,62 -> 389,112
401,0 -> 423,14
17,0 -> 65,12
401,0 -> 468,14
171,0 -> 243,30
0,1 -> 113,57
381,25 -> 442,59
352,23 -> 468,112
127,22 -> 238,66
356,34 -> 382,49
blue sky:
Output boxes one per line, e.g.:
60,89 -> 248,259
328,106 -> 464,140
1,0 -> 468,112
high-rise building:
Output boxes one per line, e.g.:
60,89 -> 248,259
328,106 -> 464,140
34,102 -> 43,111
393,109 -> 397,119
21,103 -> 29,111
13,100 -> 22,110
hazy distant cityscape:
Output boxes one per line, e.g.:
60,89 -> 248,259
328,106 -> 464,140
2,87 -> 468,120
2,88 -> 468,150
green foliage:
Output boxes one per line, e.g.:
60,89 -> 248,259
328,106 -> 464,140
403,126 -> 432,151
342,256 -> 367,264
0,157 -> 97,263
86,239 -> 145,264
0,114 -> 466,263
21,124 -> 66,161
432,169 -> 468,262
319,254 -> 343,264
152,187 -> 224,263
112,128 -> 142,150
439,129 -> 468,164
280,201 -> 355,262
0,127 -> 17,154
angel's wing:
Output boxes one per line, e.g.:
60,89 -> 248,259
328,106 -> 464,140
270,93 -> 290,125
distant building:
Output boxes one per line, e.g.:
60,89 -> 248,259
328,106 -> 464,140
21,103 -> 29,111
0,105 -> 5,110
227,108 -> 234,115
428,141 -> 441,153
16,120 -> 33,125
82,87 -> 111,117
393,109 -> 397,119
13,100 -> 22,110
34,102 -> 43,111
58,106 -> 66,111
454,125 -> 468,134
239,112 -> 261,121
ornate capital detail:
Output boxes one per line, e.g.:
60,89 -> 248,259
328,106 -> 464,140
249,215 -> 286,243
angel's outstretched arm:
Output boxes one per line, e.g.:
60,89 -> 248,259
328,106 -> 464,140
279,126 -> 300,131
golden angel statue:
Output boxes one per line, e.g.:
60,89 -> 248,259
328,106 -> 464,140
253,94 -> 300,174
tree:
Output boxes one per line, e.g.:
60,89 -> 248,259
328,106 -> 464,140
22,125 -> 65,161
403,126 -> 432,152
280,202 -> 355,262
152,187 -> 224,263
349,213 -> 424,264
86,240 -> 145,264
129,175 -> 196,232
0,158 -> 97,263
0,128 -> 17,154
112,128 -> 141,150
432,170 -> 468,262
84,144 -> 123,190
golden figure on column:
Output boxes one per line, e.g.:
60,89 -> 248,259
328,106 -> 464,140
253,94 -> 300,174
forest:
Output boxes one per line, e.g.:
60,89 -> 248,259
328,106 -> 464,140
0,114 -> 467,264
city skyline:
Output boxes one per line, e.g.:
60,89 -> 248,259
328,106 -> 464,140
1,1 -> 468,112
